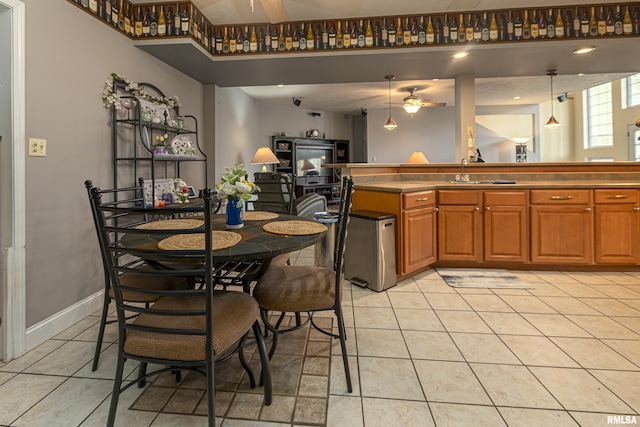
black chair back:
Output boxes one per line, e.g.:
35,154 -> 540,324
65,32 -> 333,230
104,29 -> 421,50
252,172 -> 295,214
333,176 -> 354,280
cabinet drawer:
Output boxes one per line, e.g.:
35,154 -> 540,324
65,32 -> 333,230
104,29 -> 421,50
594,189 -> 638,204
438,190 -> 481,205
484,191 -> 527,206
403,190 -> 435,209
530,189 -> 591,205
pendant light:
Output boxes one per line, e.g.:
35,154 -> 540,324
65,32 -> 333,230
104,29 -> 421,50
544,70 -> 561,129
384,75 -> 397,130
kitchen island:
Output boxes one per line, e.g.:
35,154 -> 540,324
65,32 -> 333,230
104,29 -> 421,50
327,162 -> 640,280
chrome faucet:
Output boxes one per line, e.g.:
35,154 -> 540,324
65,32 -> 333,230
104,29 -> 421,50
457,158 -> 469,182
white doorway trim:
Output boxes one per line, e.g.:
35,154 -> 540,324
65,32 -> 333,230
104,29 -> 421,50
1,0 -> 26,362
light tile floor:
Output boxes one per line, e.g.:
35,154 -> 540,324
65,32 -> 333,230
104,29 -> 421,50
1,246 -> 640,426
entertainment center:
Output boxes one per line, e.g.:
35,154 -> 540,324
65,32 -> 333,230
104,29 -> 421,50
272,136 -> 349,204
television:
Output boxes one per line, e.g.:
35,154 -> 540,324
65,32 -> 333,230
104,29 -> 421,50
295,144 -> 335,178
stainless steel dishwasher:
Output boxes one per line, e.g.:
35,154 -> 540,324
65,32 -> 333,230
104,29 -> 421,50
344,210 -> 397,292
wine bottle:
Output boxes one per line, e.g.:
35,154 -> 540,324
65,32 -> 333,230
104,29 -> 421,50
282,24 -> 291,50
249,26 -> 257,52
134,7 -> 142,37
614,5 -> 623,36
565,9 -> 574,38
411,17 -> 420,45
215,27 -> 223,53
336,21 -> 344,48
89,0 -> 97,14
365,20 -> 374,47
271,25 -> 279,51
166,7 -> 174,36
306,23 -> 314,50
373,20 -> 381,47
239,25 -> 248,53
388,18 -> 396,46
174,4 -> 181,35
458,13 -> 467,43
343,20 -> 351,48
514,11 -> 523,40
450,14 -> 458,44
263,24 -> 271,52
403,17 -> 411,45
396,17 -> 404,45
554,8 -> 563,38
142,7 -> 150,37
227,26 -> 236,53
220,27 -> 228,53
522,10 -> 530,39
481,12 -> 489,42
623,6 -> 633,35
193,11 -> 200,41
443,14 -> 450,44
188,4 -> 194,36
473,14 -> 481,41
150,6 -> 158,37
98,0 -> 105,19
506,10 -> 514,41
203,22 -> 210,50
292,24 -> 300,50
123,3 -> 130,34
350,21 -> 358,48
318,23 -> 325,50
257,26 -> 265,52
530,10 -> 539,39
117,0 -> 124,31
431,17 -> 439,45
110,0 -> 118,28
573,7 -> 581,38
589,6 -> 598,37
633,7 -> 640,35
489,12 -> 498,41
354,19 -> 363,47
381,18 -> 389,47
538,10 -> 547,38
105,0 -> 112,24
498,12 -> 506,41
580,7 -> 589,37
278,24 -> 286,51
465,14 -> 474,42
329,22 -> 337,49
426,16 -> 434,44
181,4 -> 189,36
158,6 -> 166,36
299,23 -> 307,50
606,8 -> 615,35
598,7 -> 607,36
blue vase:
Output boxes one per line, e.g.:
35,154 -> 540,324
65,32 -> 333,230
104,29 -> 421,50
226,198 -> 244,229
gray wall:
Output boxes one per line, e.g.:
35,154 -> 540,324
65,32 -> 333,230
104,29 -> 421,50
23,0 -> 204,327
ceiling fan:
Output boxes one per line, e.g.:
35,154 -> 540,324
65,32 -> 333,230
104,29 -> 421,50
401,88 -> 446,116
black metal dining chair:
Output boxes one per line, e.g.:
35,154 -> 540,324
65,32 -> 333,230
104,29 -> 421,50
86,183 -> 272,427
252,176 -> 354,393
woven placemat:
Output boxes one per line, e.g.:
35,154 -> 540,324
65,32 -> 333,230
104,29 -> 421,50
137,219 -> 204,230
243,211 -> 279,221
263,220 -> 327,236
158,231 -> 242,251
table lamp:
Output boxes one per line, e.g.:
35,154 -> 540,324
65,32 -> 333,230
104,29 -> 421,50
407,151 -> 430,164
251,147 -> 280,172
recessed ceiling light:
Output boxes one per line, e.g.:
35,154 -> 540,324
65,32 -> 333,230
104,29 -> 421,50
513,96 -> 521,100
277,84 -> 285,88
432,78 -> 439,81
578,73 -> 585,77
573,46 -> 596,54
451,52 -> 468,59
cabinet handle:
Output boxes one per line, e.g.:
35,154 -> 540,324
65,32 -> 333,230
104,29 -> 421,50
550,195 -> 573,200
607,194 -> 629,199
434,207 -> 439,212
585,207 -> 592,212
634,207 -> 640,212
485,206 -> 491,211
416,197 -> 429,201
475,206 -> 480,211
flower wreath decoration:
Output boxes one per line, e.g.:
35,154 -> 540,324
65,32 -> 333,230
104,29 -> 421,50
102,73 -> 181,110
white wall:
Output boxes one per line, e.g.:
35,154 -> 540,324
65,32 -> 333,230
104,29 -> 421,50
24,0 -> 204,328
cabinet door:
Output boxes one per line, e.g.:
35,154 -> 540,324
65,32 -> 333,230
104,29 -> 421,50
594,205 -> 640,264
403,206 -> 436,274
438,205 -> 482,261
484,205 -> 528,262
530,205 -> 593,264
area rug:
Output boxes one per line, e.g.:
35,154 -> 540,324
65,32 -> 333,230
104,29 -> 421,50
130,315 -> 333,426
436,268 -> 534,289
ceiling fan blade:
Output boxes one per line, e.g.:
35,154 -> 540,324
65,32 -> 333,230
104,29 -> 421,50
420,101 -> 447,107
259,0 -> 289,23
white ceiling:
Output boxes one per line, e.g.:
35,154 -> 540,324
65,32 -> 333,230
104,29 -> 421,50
136,1 -> 640,115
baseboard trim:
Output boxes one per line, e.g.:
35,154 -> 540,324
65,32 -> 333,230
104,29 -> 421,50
25,290 -> 104,352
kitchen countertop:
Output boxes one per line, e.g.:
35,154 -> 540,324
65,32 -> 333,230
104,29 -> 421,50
354,180 -> 640,193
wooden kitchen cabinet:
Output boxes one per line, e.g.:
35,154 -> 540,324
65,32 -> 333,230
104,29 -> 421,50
530,189 -> 593,264
483,191 -> 528,263
438,190 -> 482,261
594,189 -> 640,264
402,191 -> 436,273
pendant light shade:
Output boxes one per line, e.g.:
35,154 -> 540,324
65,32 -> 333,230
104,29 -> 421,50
384,75 -> 397,130
544,70 -> 561,130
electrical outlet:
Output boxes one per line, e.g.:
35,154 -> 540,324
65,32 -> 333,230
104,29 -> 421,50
28,138 -> 47,157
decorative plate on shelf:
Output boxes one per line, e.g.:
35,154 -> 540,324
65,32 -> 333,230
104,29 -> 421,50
170,135 -> 195,156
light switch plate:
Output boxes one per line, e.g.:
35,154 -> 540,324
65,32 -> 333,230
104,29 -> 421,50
28,138 -> 46,157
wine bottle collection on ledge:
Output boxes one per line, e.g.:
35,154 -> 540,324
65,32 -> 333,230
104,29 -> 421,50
70,1 -> 640,56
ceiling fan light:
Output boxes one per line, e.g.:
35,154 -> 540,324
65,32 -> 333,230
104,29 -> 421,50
384,116 -> 397,130
403,104 -> 421,114
544,116 -> 561,129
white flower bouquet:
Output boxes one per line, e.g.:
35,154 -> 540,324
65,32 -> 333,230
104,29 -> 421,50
216,164 -> 260,202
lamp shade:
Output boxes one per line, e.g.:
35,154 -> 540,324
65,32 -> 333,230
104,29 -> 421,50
250,147 -> 280,172
301,160 -> 316,171
407,151 -> 429,164
384,116 -> 397,130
